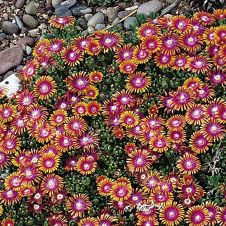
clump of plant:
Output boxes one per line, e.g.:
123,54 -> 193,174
0,9 -> 225,226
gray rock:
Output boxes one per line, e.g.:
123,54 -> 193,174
106,7 -> 118,23
28,28 -> 39,37
15,16 -> 24,30
118,10 -> 132,19
95,23 -> 105,30
166,0 -> 177,2
26,46 -> 32,55
55,5 -> 72,16
52,0 -> 62,8
123,17 -> 138,30
2,21 -> 18,35
16,37 -> 34,47
137,0 -> 162,15
87,26 -> 94,34
15,0 -> 25,8
80,7 -> 92,14
125,5 -> 138,11
71,5 -> 88,17
87,12 -> 105,27
81,30 -> 88,36
78,18 -> 87,29
112,17 -> 120,25
0,46 -> 23,75
23,14 -> 38,28
25,1 -> 38,15
84,14 -> 92,21
60,0 -> 77,8
0,33 -> 6,41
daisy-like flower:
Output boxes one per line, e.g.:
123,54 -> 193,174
78,217 -> 98,226
141,115 -> 163,131
186,205 -> 210,226
48,215 -> 68,226
20,165 -> 42,185
48,38 -> 64,54
167,129 -> 186,144
215,25 -> 226,45
189,131 -> 212,154
49,109 -> 68,127
0,123 -> 6,139
76,156 -> 97,175
161,33 -> 180,55
185,104 -> 206,125
115,44 -> 134,63
54,133 -> 75,152
137,218 -> 159,226
171,15 -> 191,33
205,98 -> 225,120
72,102 -> 87,116
190,18 -> 205,35
195,85 -> 215,102
179,31 -> 202,53
75,132 -> 99,150
97,177 -> 114,196
85,39 -> 102,56
38,56 -> 55,70
98,31 -> 122,52
26,104 -> 47,126
10,115 -> 28,135
65,116 -> 87,136
15,90 -> 36,111
133,45 -> 151,64
213,9 -> 226,20
141,35 -> 162,54
33,123 -> 55,143
128,190 -> 144,208
114,90 -> 135,107
110,182 -> 132,201
120,111 -> 139,128
125,142 -> 137,154
61,47 -> 83,67
150,189 -> 173,206
0,134 -> 19,154
66,72 -> 89,93
127,149 -> 152,173
177,154 -> 201,174
1,218 -> 14,226
97,214 -> 117,226
33,76 -> 56,100
84,85 -> 99,99
33,39 -> 50,58
171,54 -> 188,71
0,103 -> 16,123
159,202 -> 185,226
20,59 -> 39,81
4,172 -> 22,190
203,27 -> 216,45
194,11 -> 215,26
49,16 -> 75,29
165,115 -> 185,130
204,201 -> 219,225
183,77 -> 203,91
0,189 -> 21,205
213,54 -> 226,68
73,36 -> 92,52
38,153 -> 60,173
137,22 -> 161,40
149,134 -> 169,153
0,151 -> 10,169
119,59 -> 137,74
40,174 -> 64,196
66,194 -> 92,218
87,101 -> 101,116
201,119 -> 225,142
125,72 -> 151,93
216,207 -> 226,225
205,44 -> 219,57
154,52 -> 172,69
188,55 -> 211,74
88,71 -> 103,83
142,171 -> 162,193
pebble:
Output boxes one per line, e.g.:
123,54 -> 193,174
0,33 -> 6,41
78,18 -> 87,29
15,0 -> 25,8
137,0 -> 162,15
51,0 -> 62,8
25,1 -> 38,15
2,21 -> 18,35
125,5 -> 138,11
55,5 -> 72,16
118,10 -> 132,19
87,26 -> 95,34
3,13 -> 9,20
28,28 -> 39,37
84,14 -> 93,21
106,7 -> 118,23
0,45 -> 23,75
87,12 -> 105,27
80,7 -> 92,14
112,17 -> 120,26
15,16 -> 24,30
16,37 -> 34,47
60,0 -> 77,8
26,46 -> 32,55
23,14 -> 39,29
71,5 -> 88,17
123,16 -> 138,29
95,23 -> 105,30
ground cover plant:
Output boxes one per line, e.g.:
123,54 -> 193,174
0,9 -> 225,226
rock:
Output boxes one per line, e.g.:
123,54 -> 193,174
71,5 -> 88,17
39,23 -> 48,30
87,26 -> 95,34
25,1 -> 38,15
55,5 -> 72,16
28,28 -> 39,37
52,0 -> 62,8
118,10 -> 132,19
87,12 -> 105,27
2,21 -> 18,35
3,71 -> 14,80
80,7 -> 92,14
125,5 -> 138,11
26,46 -> 32,55
15,16 -> 24,30
84,14 -> 92,21
16,37 -> 34,47
0,33 -> 6,41
112,17 -> 120,25
0,46 -> 23,75
81,30 -> 88,36
60,0 -> 77,8
166,0 -> 177,3
78,18 -> 87,29
15,0 -> 25,8
95,23 -> 105,30
3,13 -> 8,20
23,14 -> 38,28
106,7 -> 118,23
123,17 -> 138,30
137,0 -> 162,15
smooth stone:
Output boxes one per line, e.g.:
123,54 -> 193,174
26,46 -> 32,55
87,12 -> 105,27
78,18 -> 87,29
71,5 -> 88,16
3,13 -> 8,20
23,14 -> 38,28
52,0 -> 62,8
95,23 -> 105,30
25,1 -> 38,15
118,10 -> 132,19
60,0 -> 77,8
15,16 -> 24,29
81,30 -> 88,36
2,21 -> 18,35
81,7 -> 92,14
15,0 -> 25,8
112,17 -> 120,26
125,5 -> 138,11
166,0 -> 177,2
28,28 -> 39,37
123,16 -> 138,29
0,46 -> 23,75
55,5 -> 72,16
87,26 -> 94,34
137,0 -> 162,15
0,33 -> 6,41
16,37 -> 34,47
106,7 -> 118,23
84,14 -> 92,21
